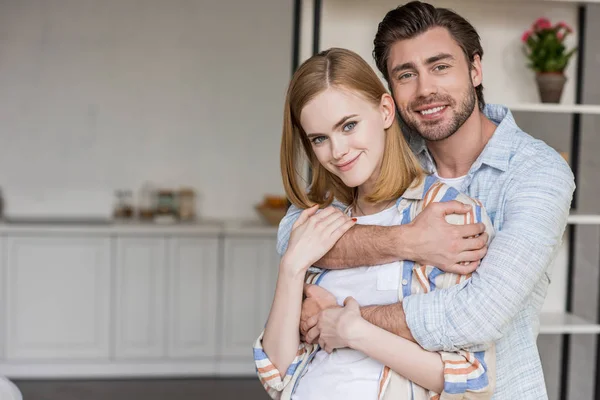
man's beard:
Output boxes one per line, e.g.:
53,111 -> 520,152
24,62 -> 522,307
399,86 -> 477,142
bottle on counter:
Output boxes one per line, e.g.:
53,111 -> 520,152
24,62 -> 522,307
154,189 -> 177,224
138,182 -> 157,221
178,188 -> 196,222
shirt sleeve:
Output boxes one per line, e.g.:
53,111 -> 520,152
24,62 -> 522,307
253,331 -> 314,399
403,150 -> 575,352
276,204 -> 303,257
432,346 -> 496,399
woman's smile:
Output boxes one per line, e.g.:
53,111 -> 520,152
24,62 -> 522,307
334,153 -> 362,172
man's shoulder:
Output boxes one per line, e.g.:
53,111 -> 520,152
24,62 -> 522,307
481,104 -> 570,177
508,129 -> 572,177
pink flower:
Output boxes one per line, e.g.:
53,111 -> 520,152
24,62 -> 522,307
521,30 -> 533,42
557,31 -> 564,41
557,21 -> 573,33
534,17 -> 552,30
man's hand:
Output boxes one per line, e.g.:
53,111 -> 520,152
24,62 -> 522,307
406,201 -> 488,274
300,284 -> 338,343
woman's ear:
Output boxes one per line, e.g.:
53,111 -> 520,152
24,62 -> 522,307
380,93 -> 396,129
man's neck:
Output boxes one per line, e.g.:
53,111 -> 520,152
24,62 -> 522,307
426,109 -> 496,178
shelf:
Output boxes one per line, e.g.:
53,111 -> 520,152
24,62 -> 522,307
489,0 -> 600,4
567,213 -> 600,225
508,103 -> 600,114
539,312 -> 600,334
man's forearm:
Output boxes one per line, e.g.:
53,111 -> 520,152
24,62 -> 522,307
360,302 -> 415,342
314,224 -> 411,269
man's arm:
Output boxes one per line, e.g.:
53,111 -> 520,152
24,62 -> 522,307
403,152 -> 575,352
277,201 -> 487,270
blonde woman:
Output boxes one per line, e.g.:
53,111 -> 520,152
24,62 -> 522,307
254,48 -> 495,400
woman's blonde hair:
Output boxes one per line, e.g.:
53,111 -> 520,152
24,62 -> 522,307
281,47 -> 423,209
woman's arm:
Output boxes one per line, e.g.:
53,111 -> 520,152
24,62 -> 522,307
262,260 -> 305,374
352,319 -> 445,393
261,205 -> 357,378
315,297 -> 444,393
316,297 -> 495,398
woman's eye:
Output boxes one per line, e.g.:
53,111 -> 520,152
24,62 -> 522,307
343,121 -> 357,132
311,136 -> 327,145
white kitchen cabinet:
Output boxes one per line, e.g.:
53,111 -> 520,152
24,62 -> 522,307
167,236 -> 219,359
114,237 -> 167,359
5,235 -> 111,360
220,237 -> 279,365
0,222 -> 277,377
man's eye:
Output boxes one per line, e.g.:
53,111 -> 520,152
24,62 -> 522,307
398,72 -> 414,80
434,64 -> 449,71
343,121 -> 357,132
311,136 -> 327,145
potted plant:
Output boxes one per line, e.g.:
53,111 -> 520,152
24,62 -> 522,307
522,18 -> 577,103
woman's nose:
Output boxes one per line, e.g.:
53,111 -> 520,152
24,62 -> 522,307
331,136 -> 349,160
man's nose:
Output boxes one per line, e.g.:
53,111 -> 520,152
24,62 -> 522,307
416,72 -> 437,99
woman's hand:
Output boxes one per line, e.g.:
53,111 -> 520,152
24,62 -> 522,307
312,296 -> 365,353
281,205 -> 356,276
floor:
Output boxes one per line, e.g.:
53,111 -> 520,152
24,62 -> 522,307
13,378 -> 270,400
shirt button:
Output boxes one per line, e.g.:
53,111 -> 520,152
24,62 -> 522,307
402,279 -> 408,285
399,199 -> 408,208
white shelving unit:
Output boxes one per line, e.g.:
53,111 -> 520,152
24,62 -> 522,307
508,103 -> 600,114
538,215 -> 600,335
540,313 -> 600,334
567,213 -> 600,225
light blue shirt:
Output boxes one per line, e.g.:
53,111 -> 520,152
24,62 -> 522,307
276,104 -> 575,399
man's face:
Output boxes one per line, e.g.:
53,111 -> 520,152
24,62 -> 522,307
386,27 -> 480,142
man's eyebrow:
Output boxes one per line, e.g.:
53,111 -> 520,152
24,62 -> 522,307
390,61 -> 416,76
390,53 -> 456,76
425,53 -> 455,65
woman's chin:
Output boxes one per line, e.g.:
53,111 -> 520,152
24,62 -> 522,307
340,176 -> 366,188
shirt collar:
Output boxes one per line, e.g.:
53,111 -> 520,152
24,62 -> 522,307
399,174 -> 438,201
408,104 -> 517,174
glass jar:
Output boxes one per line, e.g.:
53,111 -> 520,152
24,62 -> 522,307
113,190 -> 134,220
178,188 -> 196,222
138,182 -> 156,221
155,190 -> 177,223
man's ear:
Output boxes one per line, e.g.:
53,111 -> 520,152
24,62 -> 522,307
380,93 -> 396,129
471,54 -> 483,88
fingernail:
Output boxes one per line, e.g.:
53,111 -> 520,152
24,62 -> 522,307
351,218 -> 357,222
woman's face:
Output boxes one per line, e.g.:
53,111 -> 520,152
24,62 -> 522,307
300,87 -> 395,193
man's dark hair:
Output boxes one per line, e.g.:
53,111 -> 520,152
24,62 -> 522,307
373,1 -> 485,111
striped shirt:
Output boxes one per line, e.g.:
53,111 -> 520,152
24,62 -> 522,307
255,176 -> 496,399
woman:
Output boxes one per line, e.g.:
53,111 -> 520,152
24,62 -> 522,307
254,48 -> 495,400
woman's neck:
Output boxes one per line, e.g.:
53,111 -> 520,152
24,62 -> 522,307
353,195 -> 395,217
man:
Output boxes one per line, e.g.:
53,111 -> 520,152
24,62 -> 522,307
277,2 -> 575,399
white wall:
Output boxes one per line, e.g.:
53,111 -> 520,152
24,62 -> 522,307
303,0 -> 578,105
0,0 -> 292,220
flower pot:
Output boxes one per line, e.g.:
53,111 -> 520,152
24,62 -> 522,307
535,73 -> 567,103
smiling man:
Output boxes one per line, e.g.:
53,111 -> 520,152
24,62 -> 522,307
275,2 -> 575,399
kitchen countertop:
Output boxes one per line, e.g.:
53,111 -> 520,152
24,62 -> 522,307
0,211 -> 593,236
0,218 -> 279,236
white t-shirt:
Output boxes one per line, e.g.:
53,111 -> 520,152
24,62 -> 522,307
292,204 -> 402,400
433,171 -> 467,190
